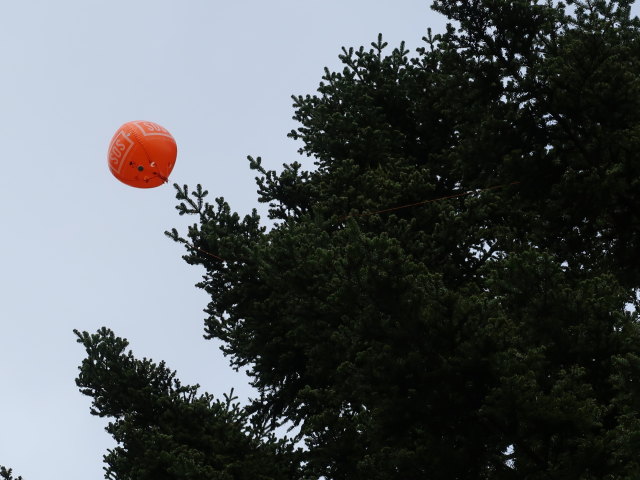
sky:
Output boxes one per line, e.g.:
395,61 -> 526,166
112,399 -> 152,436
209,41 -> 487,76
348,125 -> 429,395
0,2 -> 449,479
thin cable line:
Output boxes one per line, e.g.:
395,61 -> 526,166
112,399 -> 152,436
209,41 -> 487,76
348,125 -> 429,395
340,181 -> 520,222
184,241 -> 226,262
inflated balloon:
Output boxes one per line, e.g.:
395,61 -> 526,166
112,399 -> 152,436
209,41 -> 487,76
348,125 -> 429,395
107,121 -> 177,188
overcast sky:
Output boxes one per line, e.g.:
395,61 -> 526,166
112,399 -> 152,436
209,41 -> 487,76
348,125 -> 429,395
0,2 -> 449,478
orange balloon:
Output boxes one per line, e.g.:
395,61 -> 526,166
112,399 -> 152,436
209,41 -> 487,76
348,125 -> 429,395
107,120 -> 177,188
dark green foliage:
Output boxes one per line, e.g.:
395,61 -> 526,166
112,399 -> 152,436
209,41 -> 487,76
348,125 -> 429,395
0,467 -> 22,480
75,1 -> 640,479
74,328 -> 298,480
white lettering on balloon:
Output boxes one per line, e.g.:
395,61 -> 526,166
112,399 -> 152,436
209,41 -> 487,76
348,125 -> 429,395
108,130 -> 135,174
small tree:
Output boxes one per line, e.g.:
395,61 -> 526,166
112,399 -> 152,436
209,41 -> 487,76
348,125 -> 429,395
0,467 -> 22,480
73,327 -> 299,480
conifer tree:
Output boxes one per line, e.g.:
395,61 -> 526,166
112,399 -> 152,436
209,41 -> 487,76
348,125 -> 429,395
72,327 -> 299,480
163,1 -> 640,478
0,467 -> 22,480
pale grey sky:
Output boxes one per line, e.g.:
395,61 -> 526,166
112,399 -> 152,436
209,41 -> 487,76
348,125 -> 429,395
0,2 -> 447,478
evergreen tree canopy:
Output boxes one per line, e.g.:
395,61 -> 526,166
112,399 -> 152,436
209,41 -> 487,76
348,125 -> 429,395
164,1 -> 640,478
4,1 -> 639,479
